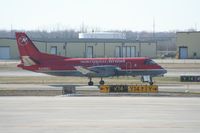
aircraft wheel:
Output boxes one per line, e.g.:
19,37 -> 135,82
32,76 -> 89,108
88,81 -> 94,86
141,76 -> 144,82
149,82 -> 154,85
99,80 -> 105,85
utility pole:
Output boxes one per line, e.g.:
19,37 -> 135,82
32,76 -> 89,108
153,17 -> 155,39
10,24 -> 13,38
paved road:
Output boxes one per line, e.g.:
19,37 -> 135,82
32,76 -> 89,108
1,69 -> 200,77
0,97 -> 199,133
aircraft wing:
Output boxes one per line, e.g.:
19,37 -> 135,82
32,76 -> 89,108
74,66 -> 95,75
74,65 -> 120,77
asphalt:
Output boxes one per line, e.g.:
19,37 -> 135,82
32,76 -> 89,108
0,83 -> 200,97
0,97 -> 199,133
0,61 -> 200,132
1,68 -> 200,77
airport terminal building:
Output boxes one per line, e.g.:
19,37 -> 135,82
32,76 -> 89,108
0,34 -> 157,59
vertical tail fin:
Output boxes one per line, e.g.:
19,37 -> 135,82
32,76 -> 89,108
16,32 -> 41,66
16,32 -> 40,59
16,32 -> 66,67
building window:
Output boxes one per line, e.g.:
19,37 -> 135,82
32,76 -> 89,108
115,46 -> 121,57
131,46 -> 136,57
122,46 -> 126,57
126,46 -> 131,57
122,46 -> 136,57
50,46 -> 57,55
86,46 -> 93,58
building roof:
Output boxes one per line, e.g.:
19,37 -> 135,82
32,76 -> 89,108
176,31 -> 200,34
0,37 -> 156,44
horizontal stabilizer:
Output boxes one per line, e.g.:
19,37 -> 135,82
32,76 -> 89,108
22,56 -> 37,66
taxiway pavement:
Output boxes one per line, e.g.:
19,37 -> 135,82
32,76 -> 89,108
1,83 -> 200,93
0,97 -> 199,133
1,68 -> 200,77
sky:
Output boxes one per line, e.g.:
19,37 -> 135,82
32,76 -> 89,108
0,0 -> 199,32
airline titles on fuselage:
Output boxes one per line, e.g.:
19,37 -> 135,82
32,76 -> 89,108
80,59 -> 126,64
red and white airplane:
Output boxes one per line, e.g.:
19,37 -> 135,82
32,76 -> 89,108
16,32 -> 167,86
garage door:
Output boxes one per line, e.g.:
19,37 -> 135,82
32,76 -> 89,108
179,46 -> 188,59
86,46 -> 93,58
0,46 -> 10,59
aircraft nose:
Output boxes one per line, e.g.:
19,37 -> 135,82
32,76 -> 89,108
163,69 -> 167,74
161,68 -> 167,74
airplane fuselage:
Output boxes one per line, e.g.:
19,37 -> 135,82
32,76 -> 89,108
20,57 -> 166,77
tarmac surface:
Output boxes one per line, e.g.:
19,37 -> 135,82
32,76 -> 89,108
1,68 -> 200,77
1,83 -> 200,93
0,61 -> 200,132
0,97 -> 200,133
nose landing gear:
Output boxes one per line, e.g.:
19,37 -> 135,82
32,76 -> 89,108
141,75 -> 154,85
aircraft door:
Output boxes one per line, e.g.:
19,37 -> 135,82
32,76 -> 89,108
126,62 -> 132,75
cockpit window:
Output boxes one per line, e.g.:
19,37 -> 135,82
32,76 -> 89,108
144,59 -> 156,65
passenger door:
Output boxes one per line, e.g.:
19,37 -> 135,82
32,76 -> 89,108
126,62 -> 132,75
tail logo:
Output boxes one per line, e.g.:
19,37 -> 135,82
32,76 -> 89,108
18,36 -> 28,46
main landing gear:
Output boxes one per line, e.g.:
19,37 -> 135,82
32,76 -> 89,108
88,77 -> 94,86
88,77 -> 105,86
99,77 -> 105,85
